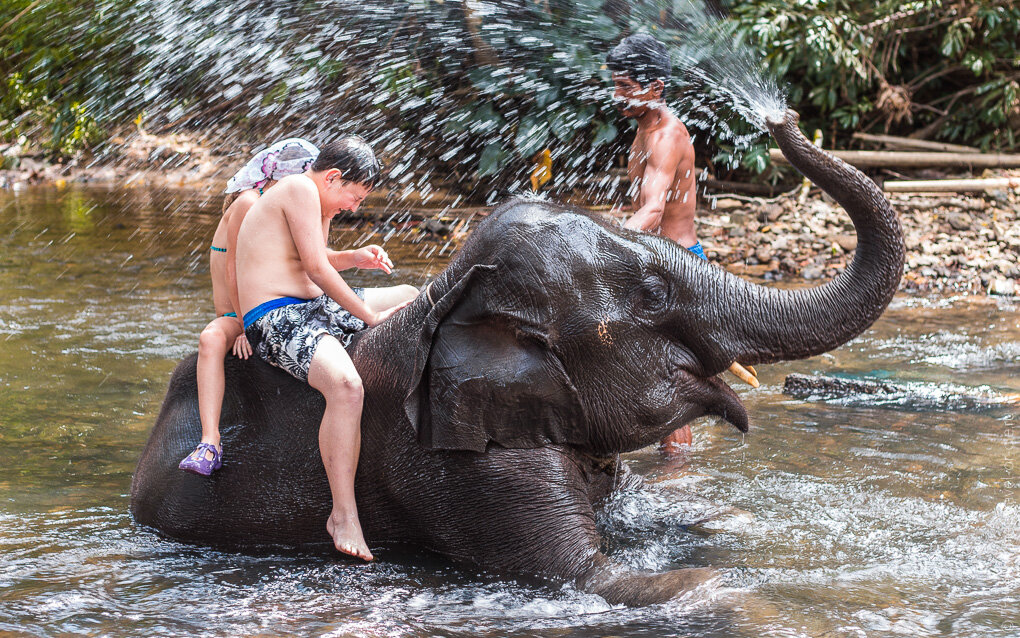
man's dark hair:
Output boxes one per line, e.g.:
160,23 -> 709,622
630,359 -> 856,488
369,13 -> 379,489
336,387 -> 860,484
606,33 -> 671,88
312,135 -> 382,187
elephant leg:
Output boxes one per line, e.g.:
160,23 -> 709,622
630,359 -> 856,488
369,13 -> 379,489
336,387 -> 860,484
577,553 -> 718,606
403,446 -> 714,606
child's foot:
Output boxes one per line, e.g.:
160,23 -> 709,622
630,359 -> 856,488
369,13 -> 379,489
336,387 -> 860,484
178,442 -> 223,476
326,511 -> 373,561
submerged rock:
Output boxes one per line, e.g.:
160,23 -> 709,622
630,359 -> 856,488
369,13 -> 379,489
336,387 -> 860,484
783,373 -> 1017,412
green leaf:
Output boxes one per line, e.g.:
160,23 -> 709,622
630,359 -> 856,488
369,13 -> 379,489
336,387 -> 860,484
592,119 -> 617,146
514,115 -> 550,158
477,141 -> 506,178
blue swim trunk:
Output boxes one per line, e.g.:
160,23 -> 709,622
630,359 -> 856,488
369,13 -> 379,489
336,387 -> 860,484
687,241 -> 707,261
243,290 -> 367,383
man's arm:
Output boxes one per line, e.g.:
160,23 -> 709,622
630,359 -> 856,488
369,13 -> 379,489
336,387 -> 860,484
623,131 -> 686,233
282,181 -> 381,325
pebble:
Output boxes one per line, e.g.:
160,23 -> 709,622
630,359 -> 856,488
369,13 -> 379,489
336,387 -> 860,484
989,278 -> 1016,296
762,203 -> 783,222
947,212 -> 973,231
834,234 -> 857,252
802,266 -> 824,280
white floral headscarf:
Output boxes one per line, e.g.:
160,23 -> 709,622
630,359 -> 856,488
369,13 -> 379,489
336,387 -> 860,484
224,137 -> 319,193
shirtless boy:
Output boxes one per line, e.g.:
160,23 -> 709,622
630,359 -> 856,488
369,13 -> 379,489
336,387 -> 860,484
235,136 -> 417,560
608,34 -> 702,449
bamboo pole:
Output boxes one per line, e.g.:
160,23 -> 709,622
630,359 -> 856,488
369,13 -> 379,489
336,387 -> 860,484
852,132 -> 981,154
769,148 -> 1020,169
883,177 -> 1020,193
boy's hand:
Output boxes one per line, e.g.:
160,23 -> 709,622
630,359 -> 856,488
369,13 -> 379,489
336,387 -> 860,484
353,245 -> 394,274
232,333 -> 252,359
367,299 -> 414,327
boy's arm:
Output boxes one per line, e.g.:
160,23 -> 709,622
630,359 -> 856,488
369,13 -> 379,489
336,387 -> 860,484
624,131 -> 686,233
327,247 -> 393,273
283,182 -> 381,325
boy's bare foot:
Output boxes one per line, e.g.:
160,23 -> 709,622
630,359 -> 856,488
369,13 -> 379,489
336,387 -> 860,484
326,511 -> 373,561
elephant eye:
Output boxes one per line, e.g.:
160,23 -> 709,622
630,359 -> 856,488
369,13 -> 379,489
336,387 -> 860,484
632,271 -> 669,314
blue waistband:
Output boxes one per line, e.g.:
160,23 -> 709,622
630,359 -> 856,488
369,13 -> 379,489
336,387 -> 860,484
243,296 -> 311,330
210,245 -> 227,253
222,312 -> 237,318
687,241 -> 707,261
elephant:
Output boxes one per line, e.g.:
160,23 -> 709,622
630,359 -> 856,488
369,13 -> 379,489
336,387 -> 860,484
131,110 -> 904,606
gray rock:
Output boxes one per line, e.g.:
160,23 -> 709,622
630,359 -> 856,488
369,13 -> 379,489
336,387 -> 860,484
989,190 -> 1010,204
834,234 -> 858,252
761,203 -> 783,222
801,266 -> 824,280
947,212 -> 973,231
989,278 -> 1017,296
755,246 -> 772,263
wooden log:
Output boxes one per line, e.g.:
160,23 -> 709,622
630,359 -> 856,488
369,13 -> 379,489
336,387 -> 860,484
702,178 -> 781,197
852,132 -> 980,154
883,177 -> 1020,193
769,148 -> 1020,169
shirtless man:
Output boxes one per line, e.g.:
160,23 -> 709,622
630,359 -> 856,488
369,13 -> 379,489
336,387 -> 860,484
235,136 -> 417,560
608,34 -> 703,450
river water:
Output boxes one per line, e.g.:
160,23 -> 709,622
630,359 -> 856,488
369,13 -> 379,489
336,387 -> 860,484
1,186 -> 1017,637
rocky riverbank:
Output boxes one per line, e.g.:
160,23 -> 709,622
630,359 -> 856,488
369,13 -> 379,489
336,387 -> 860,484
696,184 -> 1019,296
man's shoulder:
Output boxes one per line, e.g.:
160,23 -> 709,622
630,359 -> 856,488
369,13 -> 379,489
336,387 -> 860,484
656,112 -> 690,143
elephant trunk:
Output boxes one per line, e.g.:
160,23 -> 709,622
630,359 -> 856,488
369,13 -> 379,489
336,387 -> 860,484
697,110 -> 905,368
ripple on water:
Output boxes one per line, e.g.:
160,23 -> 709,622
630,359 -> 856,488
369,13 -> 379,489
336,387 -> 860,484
0,505 -> 741,637
872,331 -> 1020,371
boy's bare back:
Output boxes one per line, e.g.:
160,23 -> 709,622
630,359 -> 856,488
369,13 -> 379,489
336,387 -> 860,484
235,174 -> 326,316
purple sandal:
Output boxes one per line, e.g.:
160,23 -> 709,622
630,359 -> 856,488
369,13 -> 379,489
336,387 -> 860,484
178,442 -> 223,476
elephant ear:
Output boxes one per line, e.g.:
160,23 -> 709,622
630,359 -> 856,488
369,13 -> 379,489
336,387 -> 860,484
404,265 -> 588,452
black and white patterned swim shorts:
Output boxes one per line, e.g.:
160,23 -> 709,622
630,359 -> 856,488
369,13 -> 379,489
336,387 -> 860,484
245,290 -> 368,383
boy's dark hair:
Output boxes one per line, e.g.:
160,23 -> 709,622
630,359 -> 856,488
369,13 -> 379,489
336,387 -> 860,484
312,135 -> 382,187
606,33 -> 671,88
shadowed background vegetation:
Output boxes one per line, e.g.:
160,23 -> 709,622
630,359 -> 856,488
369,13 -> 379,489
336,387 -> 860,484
2,0 -> 1018,193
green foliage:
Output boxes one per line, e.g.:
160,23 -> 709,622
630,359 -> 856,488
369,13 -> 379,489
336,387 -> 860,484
728,0 -> 1020,151
0,0 -> 139,156
4,0 -> 1019,185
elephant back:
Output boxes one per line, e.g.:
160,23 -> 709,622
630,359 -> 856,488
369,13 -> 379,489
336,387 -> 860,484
130,354 -> 334,547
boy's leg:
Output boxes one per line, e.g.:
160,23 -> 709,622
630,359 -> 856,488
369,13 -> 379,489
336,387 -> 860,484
195,316 -> 243,451
361,285 -> 419,313
306,334 -> 372,561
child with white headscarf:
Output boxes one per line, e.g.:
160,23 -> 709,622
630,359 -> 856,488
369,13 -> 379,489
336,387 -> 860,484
180,137 -> 319,475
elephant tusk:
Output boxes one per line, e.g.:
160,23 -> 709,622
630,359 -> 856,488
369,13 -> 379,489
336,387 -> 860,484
745,364 -> 758,378
728,362 -> 760,388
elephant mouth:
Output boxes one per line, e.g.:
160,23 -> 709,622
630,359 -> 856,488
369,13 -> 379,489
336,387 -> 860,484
662,354 -> 750,434
669,373 -> 748,434
702,375 -> 749,433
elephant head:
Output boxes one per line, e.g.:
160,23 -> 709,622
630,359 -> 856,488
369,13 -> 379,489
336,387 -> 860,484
401,110 -> 904,456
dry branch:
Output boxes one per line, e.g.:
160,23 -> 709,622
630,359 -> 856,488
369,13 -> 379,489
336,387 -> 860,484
769,148 -> 1020,169
852,132 -> 980,154
883,177 -> 1020,193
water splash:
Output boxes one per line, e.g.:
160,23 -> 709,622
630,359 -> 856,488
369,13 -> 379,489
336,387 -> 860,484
86,0 -> 788,204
